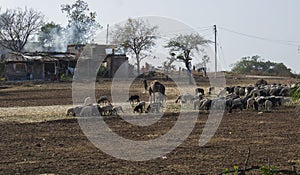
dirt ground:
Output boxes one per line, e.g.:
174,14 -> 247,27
0,75 -> 300,174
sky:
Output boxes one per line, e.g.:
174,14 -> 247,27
1,0 -> 300,73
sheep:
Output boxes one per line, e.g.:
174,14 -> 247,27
255,96 -> 267,111
240,96 -> 250,109
195,88 -> 205,95
218,86 -> 235,97
97,96 -> 110,104
264,100 -> 273,112
79,104 -> 102,117
279,87 -> 290,96
146,102 -> 163,113
246,98 -> 255,110
66,97 -> 92,116
269,87 -> 281,96
127,95 -> 140,104
133,101 -> 146,113
100,103 -> 113,116
66,106 -> 83,116
199,98 -> 212,111
112,105 -> 124,115
265,96 -> 282,107
175,93 -> 194,104
245,85 -> 254,97
211,98 -> 226,110
208,86 -> 215,95
79,105 -> 93,117
226,98 -> 243,113
239,87 -> 246,96
247,89 -> 260,98
233,86 -> 240,96
232,86 -> 246,96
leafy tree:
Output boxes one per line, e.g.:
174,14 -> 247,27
231,55 -> 292,76
61,0 -> 101,44
38,22 -> 64,51
111,18 -> 159,75
165,33 -> 211,83
0,7 -> 45,52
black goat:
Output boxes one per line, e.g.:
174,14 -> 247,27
195,88 -> 205,95
128,95 -> 140,104
133,101 -> 146,113
97,96 -> 110,104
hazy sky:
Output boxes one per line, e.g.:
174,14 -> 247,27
1,0 -> 300,72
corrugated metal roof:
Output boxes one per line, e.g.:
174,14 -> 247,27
6,52 -> 76,62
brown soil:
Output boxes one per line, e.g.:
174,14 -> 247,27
0,75 -> 299,174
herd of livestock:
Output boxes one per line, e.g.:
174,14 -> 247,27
66,79 -> 292,117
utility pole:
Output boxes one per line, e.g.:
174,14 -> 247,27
214,25 -> 217,78
106,24 -> 109,44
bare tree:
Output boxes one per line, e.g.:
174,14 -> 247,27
0,7 -> 45,52
165,33 -> 211,84
163,52 -> 176,79
195,55 -> 210,77
111,18 -> 159,75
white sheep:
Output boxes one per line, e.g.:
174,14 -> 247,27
264,100 -> 273,112
246,98 -> 255,110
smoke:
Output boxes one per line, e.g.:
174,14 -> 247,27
65,22 -> 99,45
31,21 -> 99,52
47,27 -> 68,52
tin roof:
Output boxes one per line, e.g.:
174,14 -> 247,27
6,52 -> 76,62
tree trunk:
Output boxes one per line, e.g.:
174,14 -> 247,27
184,60 -> 193,84
136,54 -> 140,75
188,71 -> 193,85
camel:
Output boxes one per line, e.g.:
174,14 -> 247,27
143,79 -> 166,105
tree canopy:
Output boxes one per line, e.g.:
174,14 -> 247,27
61,0 -> 101,44
165,33 -> 211,83
0,7 -> 45,52
38,22 -> 64,51
165,33 -> 211,71
231,55 -> 292,76
111,18 -> 159,75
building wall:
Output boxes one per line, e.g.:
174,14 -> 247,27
32,62 -> 44,80
107,55 -> 128,78
5,62 -> 45,81
5,63 -> 28,81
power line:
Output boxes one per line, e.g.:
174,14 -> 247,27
219,27 -> 300,46
217,36 -> 230,71
160,27 -> 211,38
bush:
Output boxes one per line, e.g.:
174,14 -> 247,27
290,83 -> 300,101
231,55 -> 292,76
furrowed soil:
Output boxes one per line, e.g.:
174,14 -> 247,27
0,75 -> 299,174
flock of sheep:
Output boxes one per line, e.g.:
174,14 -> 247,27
177,79 -> 291,113
66,79 -> 292,117
66,80 -> 166,117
